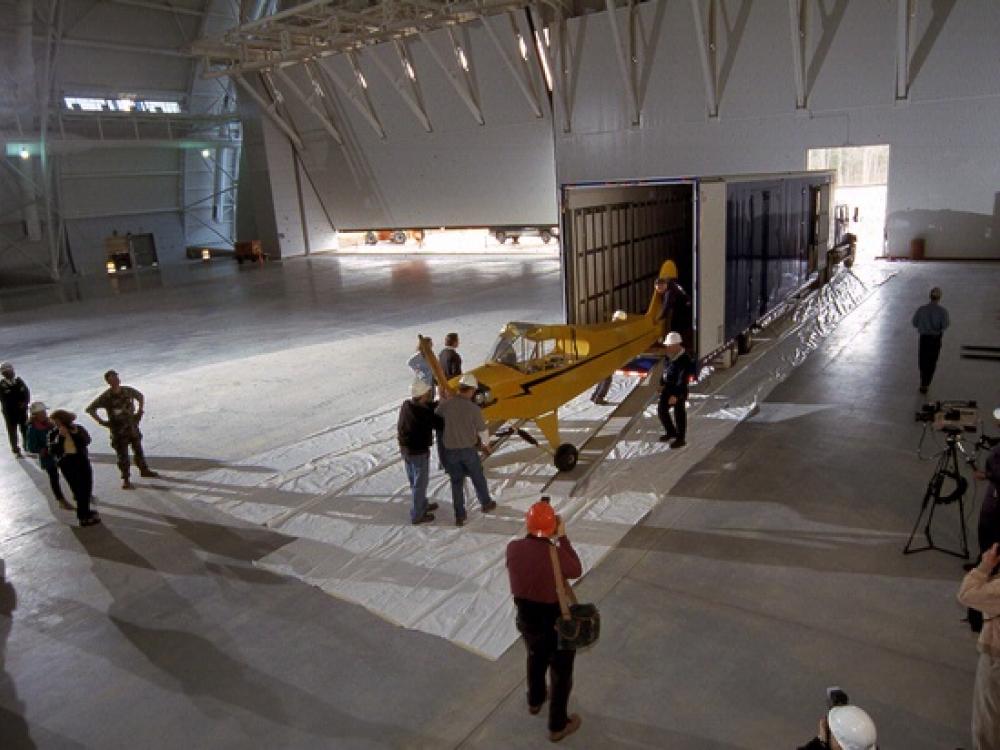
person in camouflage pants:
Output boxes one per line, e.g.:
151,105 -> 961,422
86,370 -> 159,489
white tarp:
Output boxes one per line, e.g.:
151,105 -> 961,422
173,265 -> 894,659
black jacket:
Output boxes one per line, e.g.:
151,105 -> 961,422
47,425 -> 92,462
0,376 -> 30,414
661,351 -> 694,396
439,348 -> 463,380
657,279 -> 691,326
397,399 -> 443,456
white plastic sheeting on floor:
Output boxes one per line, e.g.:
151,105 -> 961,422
173,265 -> 894,659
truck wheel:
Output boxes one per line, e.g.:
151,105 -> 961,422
511,235 -> 520,245
392,231 -> 406,244
365,231 -> 377,245
540,229 -> 552,243
554,443 -> 578,472
495,230 -> 507,244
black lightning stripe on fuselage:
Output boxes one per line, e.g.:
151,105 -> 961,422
509,328 -> 657,398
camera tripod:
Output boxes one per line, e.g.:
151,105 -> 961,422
903,431 -> 972,558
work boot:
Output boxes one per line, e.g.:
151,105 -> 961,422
412,513 -> 435,526
455,517 -> 466,528
426,502 -> 439,512
139,469 -> 159,478
122,478 -> 134,490
549,715 -> 582,743
481,500 -> 497,513
670,439 -> 687,450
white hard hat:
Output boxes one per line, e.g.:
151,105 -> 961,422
664,332 -> 683,345
410,379 -> 431,398
0,362 -> 12,371
29,401 -> 47,414
459,372 -> 478,389
993,406 -> 1000,421
828,706 -> 877,750
612,310 -> 627,322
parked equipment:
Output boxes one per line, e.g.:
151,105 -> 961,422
104,231 -> 159,274
364,229 -> 425,245
491,226 -> 558,244
234,240 -> 266,264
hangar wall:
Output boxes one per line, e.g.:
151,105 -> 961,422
0,0 -> 238,284
248,14 -> 558,253
554,0 -> 1000,260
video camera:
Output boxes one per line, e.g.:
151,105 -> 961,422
826,687 -> 850,709
914,400 -> 978,434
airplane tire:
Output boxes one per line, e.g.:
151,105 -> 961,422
554,443 -> 578,472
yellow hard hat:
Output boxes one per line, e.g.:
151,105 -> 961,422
658,260 -> 678,280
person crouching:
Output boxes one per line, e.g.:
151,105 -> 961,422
397,379 -> 442,525
48,410 -> 100,527
506,501 -> 584,742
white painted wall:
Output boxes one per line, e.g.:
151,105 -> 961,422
250,15 -> 558,243
555,0 -> 1000,259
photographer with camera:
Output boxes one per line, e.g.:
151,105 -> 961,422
797,694 -> 878,750
506,500 -> 584,743
958,541 -> 1000,749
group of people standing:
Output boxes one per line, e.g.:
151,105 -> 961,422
399,333 -> 496,526
2,363 -> 157,527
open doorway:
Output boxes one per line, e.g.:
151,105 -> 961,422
807,145 -> 889,263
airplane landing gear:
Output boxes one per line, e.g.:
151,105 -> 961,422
554,443 -> 578,472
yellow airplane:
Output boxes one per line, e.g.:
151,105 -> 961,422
420,259 -> 677,472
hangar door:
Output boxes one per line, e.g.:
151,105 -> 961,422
561,182 -> 694,325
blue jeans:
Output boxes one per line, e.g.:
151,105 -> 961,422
443,446 -> 492,520
403,451 -> 430,522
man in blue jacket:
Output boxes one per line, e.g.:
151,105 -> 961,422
911,287 -> 950,394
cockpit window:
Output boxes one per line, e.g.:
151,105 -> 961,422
489,323 -> 584,373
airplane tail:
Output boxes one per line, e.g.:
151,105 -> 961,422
645,259 -> 678,318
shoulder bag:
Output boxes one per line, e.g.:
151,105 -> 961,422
548,544 -> 600,650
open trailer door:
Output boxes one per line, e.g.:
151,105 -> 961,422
560,181 -> 695,326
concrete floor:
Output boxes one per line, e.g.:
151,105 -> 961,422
1,255 -> 998,749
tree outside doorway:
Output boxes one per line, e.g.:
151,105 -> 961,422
808,145 -> 890,263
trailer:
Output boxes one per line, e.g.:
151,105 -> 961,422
560,170 -> 835,364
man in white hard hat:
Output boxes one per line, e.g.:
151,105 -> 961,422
657,331 -> 694,449
958,540 -> 1000,750
591,311 -> 628,406
397,379 -> 442,525
798,704 -> 878,749
436,372 -> 496,527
